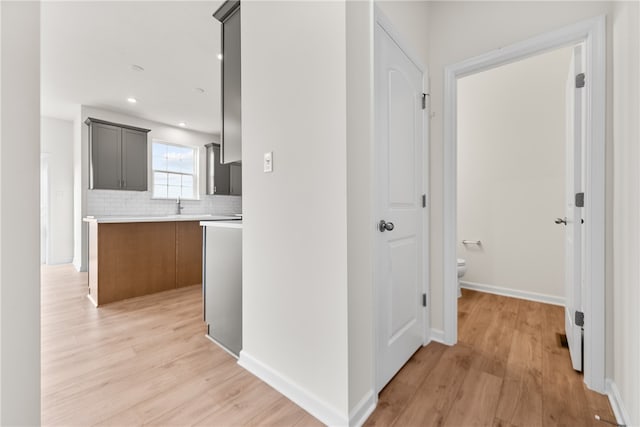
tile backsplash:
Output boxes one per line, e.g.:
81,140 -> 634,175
87,190 -> 242,217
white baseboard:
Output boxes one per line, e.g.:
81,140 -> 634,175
606,378 -> 631,426
348,390 -> 376,427
46,257 -> 74,266
460,280 -> 565,306
238,350 -> 349,426
86,294 -> 97,307
430,328 -> 446,344
72,259 -> 87,272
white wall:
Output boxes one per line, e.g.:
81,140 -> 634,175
241,1 -> 350,423
240,3 -> 437,424
457,47 -> 571,301
1,3 -> 3,417
41,117 -> 74,264
612,1 -> 640,424
0,1 -> 40,423
427,0 -> 613,343
73,106 -> 241,271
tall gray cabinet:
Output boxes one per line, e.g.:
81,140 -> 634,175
202,221 -> 242,356
213,0 -> 241,165
86,118 -> 150,191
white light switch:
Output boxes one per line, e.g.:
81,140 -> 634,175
264,152 -> 273,173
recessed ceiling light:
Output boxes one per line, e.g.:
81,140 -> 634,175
217,53 -> 223,60
127,97 -> 137,104
195,87 -> 205,94
179,122 -> 186,127
131,64 -> 145,72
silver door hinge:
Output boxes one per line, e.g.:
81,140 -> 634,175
576,73 -> 585,89
422,293 -> 427,307
421,93 -> 428,110
422,194 -> 427,208
575,310 -> 584,327
575,192 -> 584,207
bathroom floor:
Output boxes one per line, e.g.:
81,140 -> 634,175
365,289 -> 615,427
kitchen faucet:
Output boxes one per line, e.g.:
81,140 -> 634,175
176,196 -> 184,215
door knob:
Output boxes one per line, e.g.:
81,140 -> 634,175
555,217 -> 567,225
379,220 -> 395,232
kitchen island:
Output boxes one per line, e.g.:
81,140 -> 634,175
84,215 -> 239,306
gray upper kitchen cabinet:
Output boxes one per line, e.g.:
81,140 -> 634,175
206,143 -> 230,195
89,121 -> 122,190
230,164 -> 242,196
213,0 -> 241,164
121,128 -> 148,191
86,117 -> 150,191
206,143 -> 241,196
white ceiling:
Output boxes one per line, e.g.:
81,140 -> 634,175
41,1 -> 224,135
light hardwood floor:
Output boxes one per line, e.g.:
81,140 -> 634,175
43,265 -> 614,426
42,264 -> 321,426
365,289 -> 615,427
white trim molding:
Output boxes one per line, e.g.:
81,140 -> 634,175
45,257 -> 74,266
348,390 -> 377,427
86,294 -> 97,308
430,328 -> 445,344
442,16 -> 607,392
606,379 -> 632,426
373,5 -> 425,73
238,351 -> 348,426
460,281 -> 565,306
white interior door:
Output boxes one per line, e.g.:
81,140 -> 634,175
375,21 -> 425,392
563,44 -> 585,372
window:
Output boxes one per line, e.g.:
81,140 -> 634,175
152,141 -> 198,199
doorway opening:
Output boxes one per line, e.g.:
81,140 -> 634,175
442,16 -> 606,393
456,42 -> 587,370
456,45 -> 574,308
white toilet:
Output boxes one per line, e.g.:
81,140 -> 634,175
457,258 -> 467,298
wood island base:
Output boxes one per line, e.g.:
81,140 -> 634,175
87,220 -> 202,306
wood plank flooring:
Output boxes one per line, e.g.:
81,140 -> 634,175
41,264 -> 321,426
43,265 -> 614,426
365,289 -> 615,427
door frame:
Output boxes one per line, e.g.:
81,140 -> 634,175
373,6 -> 431,393
41,153 -> 51,265
442,16 -> 606,393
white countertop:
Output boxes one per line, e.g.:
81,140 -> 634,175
83,214 -> 241,224
200,220 -> 243,229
